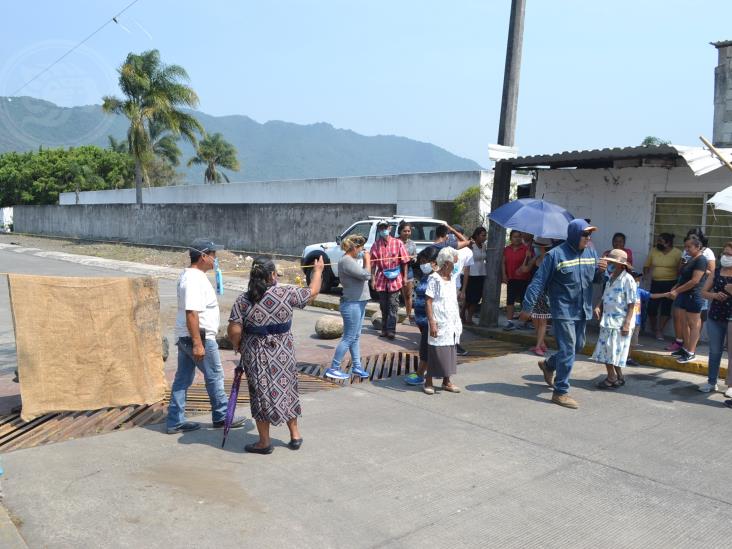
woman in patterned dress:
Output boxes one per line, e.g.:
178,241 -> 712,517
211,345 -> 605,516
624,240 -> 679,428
227,256 -> 324,454
521,238 -> 553,356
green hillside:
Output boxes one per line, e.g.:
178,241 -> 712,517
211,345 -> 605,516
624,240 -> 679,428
0,96 -> 481,183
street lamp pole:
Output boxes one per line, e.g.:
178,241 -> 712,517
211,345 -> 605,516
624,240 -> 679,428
480,0 -> 526,326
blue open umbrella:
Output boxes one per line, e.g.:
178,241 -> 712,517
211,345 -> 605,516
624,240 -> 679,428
488,198 -> 574,239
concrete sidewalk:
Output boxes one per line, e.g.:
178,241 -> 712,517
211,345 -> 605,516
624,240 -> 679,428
2,350 -> 732,548
468,312 -> 725,382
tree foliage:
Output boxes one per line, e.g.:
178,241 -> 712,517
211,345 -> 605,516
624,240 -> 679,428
641,136 -> 670,146
188,132 -> 240,183
102,49 -> 203,202
0,146 -> 134,206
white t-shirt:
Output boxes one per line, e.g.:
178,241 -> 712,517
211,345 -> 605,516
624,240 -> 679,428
455,247 -> 474,290
682,247 -> 715,265
469,243 -> 486,277
175,268 -> 220,340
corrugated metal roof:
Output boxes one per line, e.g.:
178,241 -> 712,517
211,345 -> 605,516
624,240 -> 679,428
508,144 -> 732,177
675,145 -> 732,176
508,145 -> 679,169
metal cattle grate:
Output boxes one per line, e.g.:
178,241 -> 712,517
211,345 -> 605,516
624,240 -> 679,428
0,372 -> 338,453
0,339 -> 518,453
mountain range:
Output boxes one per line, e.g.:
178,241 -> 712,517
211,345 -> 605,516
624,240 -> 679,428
0,96 -> 481,183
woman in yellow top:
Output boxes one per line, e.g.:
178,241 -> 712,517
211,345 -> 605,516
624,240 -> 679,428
643,233 -> 682,341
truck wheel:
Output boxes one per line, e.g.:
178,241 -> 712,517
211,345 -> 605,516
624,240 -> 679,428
305,262 -> 334,294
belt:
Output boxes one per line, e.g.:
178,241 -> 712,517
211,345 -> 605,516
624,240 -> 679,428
245,321 -> 291,336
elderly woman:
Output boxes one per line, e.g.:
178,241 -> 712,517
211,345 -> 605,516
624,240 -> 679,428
227,256 -> 324,454
325,235 -> 372,380
591,249 -> 637,389
424,246 -> 463,395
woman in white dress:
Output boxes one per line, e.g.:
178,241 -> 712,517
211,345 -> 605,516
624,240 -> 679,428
424,247 -> 463,395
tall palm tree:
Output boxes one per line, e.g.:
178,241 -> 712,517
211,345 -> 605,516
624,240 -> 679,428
149,117 -> 182,167
187,133 -> 240,183
102,50 -> 203,204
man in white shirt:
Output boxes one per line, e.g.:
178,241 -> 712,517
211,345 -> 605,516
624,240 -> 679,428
453,232 -> 474,356
166,239 -> 245,434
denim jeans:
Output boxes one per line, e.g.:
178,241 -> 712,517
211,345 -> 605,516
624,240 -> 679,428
378,291 -> 400,333
545,318 -> 587,394
706,319 -> 730,385
331,300 -> 367,369
166,337 -> 228,429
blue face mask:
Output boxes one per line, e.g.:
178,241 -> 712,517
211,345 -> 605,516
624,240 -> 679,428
452,264 -> 459,276
357,251 -> 364,259
533,246 -> 542,256
419,263 -> 433,275
607,263 -> 616,274
379,229 -> 390,238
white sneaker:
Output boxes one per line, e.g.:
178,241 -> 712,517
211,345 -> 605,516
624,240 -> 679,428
725,387 -> 732,398
697,382 -> 718,393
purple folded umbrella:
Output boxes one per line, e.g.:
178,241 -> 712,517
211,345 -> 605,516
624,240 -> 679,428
221,366 -> 244,449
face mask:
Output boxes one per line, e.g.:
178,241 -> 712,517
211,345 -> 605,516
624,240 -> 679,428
721,256 -> 732,268
379,229 -> 390,238
452,264 -> 459,276
356,251 -> 364,259
533,246 -> 542,256
656,243 -> 665,251
606,263 -> 616,274
420,263 -> 433,275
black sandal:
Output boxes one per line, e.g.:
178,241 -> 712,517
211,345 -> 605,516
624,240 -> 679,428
614,376 -> 626,387
597,378 -> 618,390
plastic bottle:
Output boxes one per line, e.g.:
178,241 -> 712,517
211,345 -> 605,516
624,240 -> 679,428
214,258 -> 224,295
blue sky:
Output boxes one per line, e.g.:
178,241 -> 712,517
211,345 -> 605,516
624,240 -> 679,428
1,0 -> 731,167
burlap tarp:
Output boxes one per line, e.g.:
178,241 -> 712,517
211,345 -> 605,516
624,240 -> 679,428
8,274 -> 168,421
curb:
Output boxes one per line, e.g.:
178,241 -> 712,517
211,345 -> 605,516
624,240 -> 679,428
464,325 -> 723,380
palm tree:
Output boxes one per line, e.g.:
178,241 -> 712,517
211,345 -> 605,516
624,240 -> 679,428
102,50 -> 203,204
149,117 -> 182,166
107,135 -> 128,154
187,133 -> 240,183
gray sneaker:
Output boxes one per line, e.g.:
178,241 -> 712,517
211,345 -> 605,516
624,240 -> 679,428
166,421 -> 201,434
503,321 -> 516,331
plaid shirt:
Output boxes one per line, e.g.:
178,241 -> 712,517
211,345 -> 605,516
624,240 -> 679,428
370,236 -> 409,292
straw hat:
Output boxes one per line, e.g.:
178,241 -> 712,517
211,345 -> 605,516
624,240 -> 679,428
605,249 -> 632,270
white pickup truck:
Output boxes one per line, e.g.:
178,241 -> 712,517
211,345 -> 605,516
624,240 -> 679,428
300,215 -> 447,292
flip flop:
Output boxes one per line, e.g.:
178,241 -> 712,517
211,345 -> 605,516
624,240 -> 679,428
441,384 -> 461,393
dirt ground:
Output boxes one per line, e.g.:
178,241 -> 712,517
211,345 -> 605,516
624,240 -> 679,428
0,233 -> 305,284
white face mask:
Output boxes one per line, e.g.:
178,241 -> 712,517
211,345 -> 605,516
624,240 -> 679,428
419,263 -> 433,274
721,255 -> 732,268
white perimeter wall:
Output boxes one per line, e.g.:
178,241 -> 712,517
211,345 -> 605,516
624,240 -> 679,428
60,171 -> 487,218
536,165 -> 732,269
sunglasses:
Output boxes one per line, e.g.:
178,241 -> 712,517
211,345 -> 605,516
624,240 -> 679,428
580,231 -> 593,238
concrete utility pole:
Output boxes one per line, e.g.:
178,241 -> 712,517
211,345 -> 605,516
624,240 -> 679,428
480,0 -> 526,327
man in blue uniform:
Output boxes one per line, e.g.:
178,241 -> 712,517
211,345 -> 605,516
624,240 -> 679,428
520,219 -> 606,409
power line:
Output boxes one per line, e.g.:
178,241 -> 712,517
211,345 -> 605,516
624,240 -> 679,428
9,0 -> 142,97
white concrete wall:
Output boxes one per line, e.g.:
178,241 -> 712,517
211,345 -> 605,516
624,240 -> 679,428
60,171 -> 486,218
535,165 -> 732,269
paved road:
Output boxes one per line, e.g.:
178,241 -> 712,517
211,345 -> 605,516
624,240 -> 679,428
2,351 -> 732,548
3,246 -> 732,548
